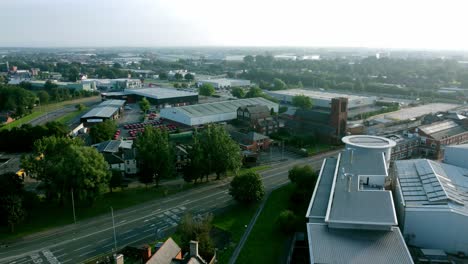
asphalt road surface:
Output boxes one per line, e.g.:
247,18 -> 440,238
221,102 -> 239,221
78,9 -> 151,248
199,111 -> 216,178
28,99 -> 101,126
0,150 -> 340,264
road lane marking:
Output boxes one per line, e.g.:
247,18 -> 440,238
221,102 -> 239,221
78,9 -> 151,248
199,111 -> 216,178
56,253 -> 67,258
97,237 -> 109,243
62,259 -> 72,263
124,233 -> 139,240
150,224 -> 155,227
73,245 -> 91,252
51,248 -> 64,253
104,243 -> 114,248
78,249 -> 96,257
120,229 -> 134,235
118,220 -> 127,224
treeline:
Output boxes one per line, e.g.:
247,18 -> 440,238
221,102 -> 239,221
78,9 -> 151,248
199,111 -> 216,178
19,81 -> 98,103
0,85 -> 35,117
0,122 -> 68,152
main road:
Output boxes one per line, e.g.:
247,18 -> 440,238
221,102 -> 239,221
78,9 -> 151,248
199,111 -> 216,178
0,150 -> 340,264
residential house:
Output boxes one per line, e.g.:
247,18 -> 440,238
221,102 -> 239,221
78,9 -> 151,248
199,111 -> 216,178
230,131 -> 271,152
386,134 -> 420,161
237,105 -> 280,135
92,140 -> 137,175
145,238 -> 215,264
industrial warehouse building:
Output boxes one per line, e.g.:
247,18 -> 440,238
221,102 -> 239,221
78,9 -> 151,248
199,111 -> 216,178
266,89 -> 376,111
394,144 -> 468,255
80,99 -> 125,126
197,78 -> 251,89
160,97 -> 278,126
102,88 -> 198,107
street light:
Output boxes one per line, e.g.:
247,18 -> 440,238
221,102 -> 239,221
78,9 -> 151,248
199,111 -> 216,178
111,207 -> 118,251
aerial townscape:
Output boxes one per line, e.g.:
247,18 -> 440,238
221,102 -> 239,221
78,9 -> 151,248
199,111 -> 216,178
2,1 -> 468,264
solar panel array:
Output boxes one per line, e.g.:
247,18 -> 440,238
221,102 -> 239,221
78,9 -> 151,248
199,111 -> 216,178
397,159 -> 467,206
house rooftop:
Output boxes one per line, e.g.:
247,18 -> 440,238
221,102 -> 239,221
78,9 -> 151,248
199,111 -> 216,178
307,223 -> 413,264
418,120 -> 467,140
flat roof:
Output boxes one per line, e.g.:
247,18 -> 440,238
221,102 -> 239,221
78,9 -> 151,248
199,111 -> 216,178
342,135 -> 396,149
81,100 -> 125,119
165,97 -> 278,118
307,223 -> 413,264
126,88 -> 197,100
327,150 -> 397,225
267,88 -> 372,101
308,158 -> 337,219
380,103 -> 459,121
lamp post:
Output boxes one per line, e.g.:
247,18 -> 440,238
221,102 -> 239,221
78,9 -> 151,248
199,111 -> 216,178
71,188 -> 76,225
111,207 -> 117,251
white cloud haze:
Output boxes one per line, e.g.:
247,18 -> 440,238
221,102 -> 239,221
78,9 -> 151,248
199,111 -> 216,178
1,0 -> 467,50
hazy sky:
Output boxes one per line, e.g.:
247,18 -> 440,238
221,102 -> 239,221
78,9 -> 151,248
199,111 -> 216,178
1,0 -> 467,50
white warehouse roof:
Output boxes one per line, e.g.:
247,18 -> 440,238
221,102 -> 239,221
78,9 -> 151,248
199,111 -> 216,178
160,97 -> 278,126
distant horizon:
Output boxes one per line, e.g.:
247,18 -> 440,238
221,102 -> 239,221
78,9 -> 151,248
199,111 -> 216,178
2,0 -> 468,51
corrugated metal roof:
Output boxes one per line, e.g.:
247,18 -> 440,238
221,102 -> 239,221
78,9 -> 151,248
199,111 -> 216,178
81,100 -> 125,119
169,97 -> 278,118
307,223 -> 413,264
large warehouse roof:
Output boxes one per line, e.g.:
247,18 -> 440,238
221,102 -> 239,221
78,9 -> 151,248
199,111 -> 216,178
112,88 -> 197,100
81,99 -> 125,119
267,88 -> 371,101
170,97 -> 277,118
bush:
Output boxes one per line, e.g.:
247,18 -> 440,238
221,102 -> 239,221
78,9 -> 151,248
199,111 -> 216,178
277,210 -> 297,234
229,171 -> 265,204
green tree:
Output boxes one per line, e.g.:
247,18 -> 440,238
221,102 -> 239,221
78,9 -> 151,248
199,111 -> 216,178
173,83 -> 181,88
22,136 -> 111,205
243,55 -> 255,66
184,73 -> 194,81
174,73 -> 183,80
37,90 -> 50,104
273,78 -> 287,90
288,165 -> 318,203
139,97 -> 150,113
109,170 -> 123,193
199,125 -> 242,180
229,171 -> 265,204
292,95 -> 313,109
44,80 -> 58,90
178,213 -> 214,260
198,84 -> 215,96
231,87 -> 245,98
158,72 -> 168,80
245,86 -> 264,98
75,103 -> 85,111
89,120 -> 117,143
1,195 -> 25,233
183,135 -> 207,183
135,127 -> 174,187
277,210 -> 297,234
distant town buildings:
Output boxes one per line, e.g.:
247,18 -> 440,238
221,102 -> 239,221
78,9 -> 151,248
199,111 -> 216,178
196,78 -> 251,89
236,105 -> 280,135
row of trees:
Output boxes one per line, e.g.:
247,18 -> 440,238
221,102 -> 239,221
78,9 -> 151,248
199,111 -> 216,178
183,124 -> 242,182
0,122 -> 68,152
230,86 -> 278,103
22,136 -> 111,205
0,85 -> 35,117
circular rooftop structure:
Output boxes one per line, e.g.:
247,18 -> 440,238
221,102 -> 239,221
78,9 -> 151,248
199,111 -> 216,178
342,135 -> 396,149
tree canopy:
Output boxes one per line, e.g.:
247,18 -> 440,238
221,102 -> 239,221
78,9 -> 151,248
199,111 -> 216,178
22,136 -> 111,205
135,126 -> 174,187
292,94 -> 313,109
231,87 -> 245,98
89,120 -> 117,144
139,97 -> 150,113
198,84 -> 215,96
229,171 -> 265,204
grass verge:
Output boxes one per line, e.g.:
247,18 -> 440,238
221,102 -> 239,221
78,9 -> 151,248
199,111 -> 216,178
236,184 -> 295,264
55,107 -> 89,124
0,183 -> 193,241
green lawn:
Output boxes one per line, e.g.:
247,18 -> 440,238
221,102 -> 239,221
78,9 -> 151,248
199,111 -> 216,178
306,143 -> 335,156
236,184 -> 295,264
0,96 -> 99,131
0,183 -> 194,241
213,203 -> 260,263
55,107 -> 89,124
